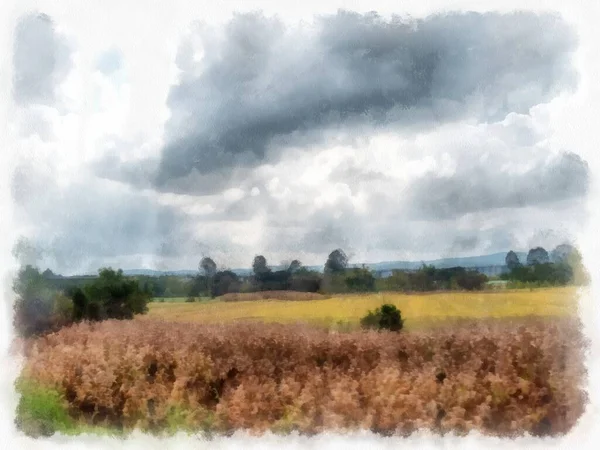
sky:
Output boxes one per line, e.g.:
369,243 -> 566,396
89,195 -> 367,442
3,1 -> 593,275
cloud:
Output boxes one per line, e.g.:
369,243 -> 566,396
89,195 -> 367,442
450,236 -> 480,252
96,47 -> 123,75
92,150 -> 160,191
14,106 -> 56,141
154,10 -> 577,194
12,12 -> 73,106
407,150 -> 590,220
7,10 -> 588,273
11,158 -> 196,274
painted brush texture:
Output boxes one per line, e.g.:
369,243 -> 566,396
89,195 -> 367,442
139,287 -> 578,330
18,316 -> 586,437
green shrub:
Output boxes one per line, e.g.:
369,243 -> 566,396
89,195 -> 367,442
15,377 -> 128,438
14,377 -> 75,437
81,268 -> 150,320
360,304 -> 404,332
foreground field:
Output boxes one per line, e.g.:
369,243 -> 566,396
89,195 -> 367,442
141,287 -> 579,330
18,317 -> 586,437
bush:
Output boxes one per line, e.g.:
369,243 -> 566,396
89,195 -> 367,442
360,304 -> 404,332
13,265 -> 152,338
12,266 -> 70,338
186,296 -> 196,303
79,268 -> 151,320
14,377 -> 75,437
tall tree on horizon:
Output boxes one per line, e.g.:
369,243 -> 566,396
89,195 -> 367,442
505,250 -> 521,270
199,257 -> 217,277
324,249 -> 348,274
526,247 -> 550,266
288,260 -> 302,273
252,255 -> 270,275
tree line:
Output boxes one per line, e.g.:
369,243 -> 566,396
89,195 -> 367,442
12,244 -> 587,337
184,249 -> 491,299
502,244 -> 589,287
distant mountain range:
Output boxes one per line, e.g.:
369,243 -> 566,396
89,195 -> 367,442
118,252 -> 527,277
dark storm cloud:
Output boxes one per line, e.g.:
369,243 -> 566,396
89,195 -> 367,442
93,151 -> 160,191
155,10 -> 577,194
12,12 -> 72,106
408,151 -> 590,220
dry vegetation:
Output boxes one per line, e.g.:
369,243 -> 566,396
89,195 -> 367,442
19,315 -> 587,437
218,291 -> 328,302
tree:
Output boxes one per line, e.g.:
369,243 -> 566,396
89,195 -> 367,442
288,260 -> 302,273
82,268 -> 150,320
70,287 -> 89,321
199,257 -> 217,277
526,247 -> 549,266
345,267 -> 376,292
189,275 -> 209,297
505,250 -> 521,270
289,268 -> 321,292
379,270 -> 410,291
455,270 -> 488,290
13,265 -> 46,299
259,270 -> 291,291
12,265 -> 65,337
562,246 -> 589,285
252,255 -> 270,275
199,257 -> 217,297
409,264 -> 436,291
550,244 -> 575,264
324,249 -> 348,274
211,270 -> 241,297
12,237 -> 43,267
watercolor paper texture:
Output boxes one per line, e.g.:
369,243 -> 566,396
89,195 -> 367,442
1,0 -> 599,449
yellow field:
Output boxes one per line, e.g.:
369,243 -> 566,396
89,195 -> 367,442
137,287 -> 581,331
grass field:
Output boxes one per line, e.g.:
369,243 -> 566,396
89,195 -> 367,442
140,286 -> 581,331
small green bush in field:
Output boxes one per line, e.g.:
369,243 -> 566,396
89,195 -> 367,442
360,304 -> 404,332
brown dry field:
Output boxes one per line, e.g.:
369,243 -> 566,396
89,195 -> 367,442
19,309 -> 588,437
